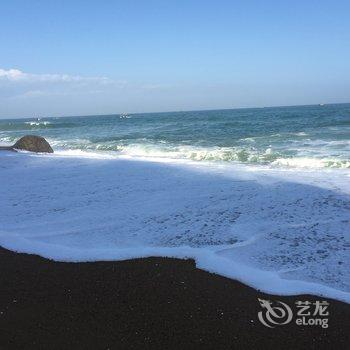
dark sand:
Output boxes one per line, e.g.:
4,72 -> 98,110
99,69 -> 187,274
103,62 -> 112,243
0,247 -> 349,349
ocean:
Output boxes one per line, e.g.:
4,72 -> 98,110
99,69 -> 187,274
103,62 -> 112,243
1,103 -> 350,168
1,103 -> 349,303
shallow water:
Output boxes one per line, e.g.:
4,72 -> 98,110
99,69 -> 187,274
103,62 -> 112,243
1,152 -> 349,303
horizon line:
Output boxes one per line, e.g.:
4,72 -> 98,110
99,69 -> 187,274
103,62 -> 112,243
1,101 -> 349,120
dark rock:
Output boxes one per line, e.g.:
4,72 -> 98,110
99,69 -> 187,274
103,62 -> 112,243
13,135 -> 53,153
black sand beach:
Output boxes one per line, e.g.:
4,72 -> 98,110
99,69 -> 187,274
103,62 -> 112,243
0,247 -> 349,349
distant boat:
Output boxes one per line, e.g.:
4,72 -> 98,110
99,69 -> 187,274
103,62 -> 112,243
319,104 -> 325,106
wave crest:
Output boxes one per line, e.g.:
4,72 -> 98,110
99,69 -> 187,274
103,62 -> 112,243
46,140 -> 350,169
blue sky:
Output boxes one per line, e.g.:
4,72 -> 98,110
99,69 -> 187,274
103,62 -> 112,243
1,0 -> 350,118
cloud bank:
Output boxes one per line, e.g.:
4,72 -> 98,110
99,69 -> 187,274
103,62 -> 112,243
0,68 -> 179,117
0,68 -> 111,84
1,68 -> 348,118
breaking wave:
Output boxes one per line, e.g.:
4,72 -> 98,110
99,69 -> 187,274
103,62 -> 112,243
45,140 -> 350,169
1,104 -> 349,169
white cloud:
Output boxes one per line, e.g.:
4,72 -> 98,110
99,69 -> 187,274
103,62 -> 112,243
140,83 -> 173,90
0,68 -> 183,117
15,89 -> 107,99
0,68 -> 111,84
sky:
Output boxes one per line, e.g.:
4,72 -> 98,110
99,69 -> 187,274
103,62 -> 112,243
0,0 -> 350,118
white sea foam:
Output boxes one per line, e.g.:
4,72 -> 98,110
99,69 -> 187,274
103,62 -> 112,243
73,143 -> 350,169
1,132 -> 350,169
1,151 -> 349,303
272,157 -> 350,169
25,121 -> 51,126
54,149 -> 117,159
293,131 -> 309,136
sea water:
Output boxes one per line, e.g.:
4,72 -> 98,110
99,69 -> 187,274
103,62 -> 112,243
0,104 -> 349,302
1,104 -> 349,169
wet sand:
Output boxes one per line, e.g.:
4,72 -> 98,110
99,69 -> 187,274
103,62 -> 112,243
0,247 -> 349,349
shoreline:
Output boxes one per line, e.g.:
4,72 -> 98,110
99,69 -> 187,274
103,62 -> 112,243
1,247 -> 349,349
1,151 -> 350,304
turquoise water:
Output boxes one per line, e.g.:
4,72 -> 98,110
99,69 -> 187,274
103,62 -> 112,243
1,103 -> 350,168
